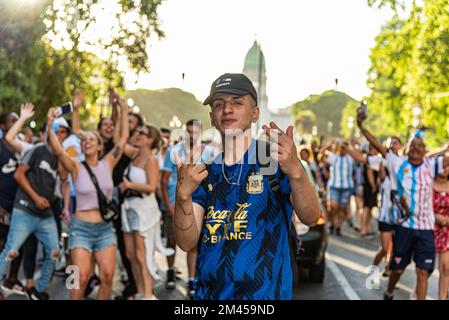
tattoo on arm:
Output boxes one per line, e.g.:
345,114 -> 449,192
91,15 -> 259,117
112,146 -> 121,159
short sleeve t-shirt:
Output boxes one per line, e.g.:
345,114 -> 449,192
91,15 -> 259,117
14,143 -> 59,217
0,139 -> 19,213
387,150 -> 444,230
327,153 -> 355,190
192,139 -> 293,300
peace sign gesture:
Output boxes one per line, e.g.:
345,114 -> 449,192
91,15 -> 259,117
175,145 -> 209,201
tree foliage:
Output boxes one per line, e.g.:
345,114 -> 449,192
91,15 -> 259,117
367,0 -> 449,148
294,110 -> 317,135
290,90 -> 357,138
0,0 -> 164,129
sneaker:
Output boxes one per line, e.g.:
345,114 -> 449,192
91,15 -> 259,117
187,280 -> 195,299
27,287 -> 49,300
165,269 -> 176,290
329,225 -> 335,234
1,279 -> 27,297
114,283 -> 138,300
84,274 -> 100,298
336,228 -> 342,236
383,291 -> 394,300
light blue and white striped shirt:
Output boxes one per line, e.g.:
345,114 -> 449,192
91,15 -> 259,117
328,153 -> 355,190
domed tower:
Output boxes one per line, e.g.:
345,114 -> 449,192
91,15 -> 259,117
243,40 -> 269,134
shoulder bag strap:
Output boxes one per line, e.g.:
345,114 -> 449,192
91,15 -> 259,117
82,161 -> 107,202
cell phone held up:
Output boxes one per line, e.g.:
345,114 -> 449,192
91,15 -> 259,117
358,100 -> 367,117
53,102 -> 73,118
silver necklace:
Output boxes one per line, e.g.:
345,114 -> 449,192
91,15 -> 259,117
222,159 -> 244,186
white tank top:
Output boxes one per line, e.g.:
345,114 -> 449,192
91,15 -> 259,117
127,165 -> 147,184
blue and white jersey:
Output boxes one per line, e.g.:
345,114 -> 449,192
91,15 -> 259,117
378,171 -> 400,225
387,150 -> 444,230
327,153 -> 355,190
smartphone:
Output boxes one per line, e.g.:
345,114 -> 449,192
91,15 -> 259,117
54,102 -> 73,118
359,100 -> 367,116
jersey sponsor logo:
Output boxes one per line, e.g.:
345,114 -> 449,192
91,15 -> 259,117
204,203 -> 252,244
2,158 -> 18,174
246,173 -> 263,194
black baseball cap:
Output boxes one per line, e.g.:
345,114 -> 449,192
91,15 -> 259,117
203,73 -> 258,106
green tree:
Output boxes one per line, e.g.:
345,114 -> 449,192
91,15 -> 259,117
367,0 -> 449,148
290,90 -> 357,138
294,110 -> 317,135
0,0 -> 165,129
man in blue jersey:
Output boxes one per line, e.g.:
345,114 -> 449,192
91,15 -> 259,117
172,73 -> 320,300
324,140 -> 365,236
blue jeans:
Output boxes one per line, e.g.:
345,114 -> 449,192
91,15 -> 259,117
0,208 -> 60,293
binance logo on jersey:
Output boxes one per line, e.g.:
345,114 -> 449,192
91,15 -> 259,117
204,203 -> 252,244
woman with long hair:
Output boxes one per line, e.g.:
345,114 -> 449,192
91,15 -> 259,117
120,124 -> 174,300
47,89 -> 129,300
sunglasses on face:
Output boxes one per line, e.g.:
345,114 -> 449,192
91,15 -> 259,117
138,130 -> 151,138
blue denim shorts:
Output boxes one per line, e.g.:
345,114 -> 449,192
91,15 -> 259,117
122,208 -> 140,233
328,187 -> 352,208
68,218 -> 117,253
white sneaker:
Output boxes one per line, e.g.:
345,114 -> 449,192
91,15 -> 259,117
409,289 -> 417,300
134,293 -> 144,300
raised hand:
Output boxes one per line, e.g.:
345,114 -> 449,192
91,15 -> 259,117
108,87 -> 120,106
356,109 -> 367,127
20,102 -> 35,120
263,121 -> 302,178
175,146 -> 208,201
73,89 -> 84,110
47,107 -> 57,128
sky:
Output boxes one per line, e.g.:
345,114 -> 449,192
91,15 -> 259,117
124,0 -> 393,110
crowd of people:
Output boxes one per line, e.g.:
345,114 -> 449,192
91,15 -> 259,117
0,88 -> 221,300
296,109 -> 449,300
0,72 -> 449,300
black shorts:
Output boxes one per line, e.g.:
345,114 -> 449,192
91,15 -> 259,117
378,221 -> 393,232
363,191 -> 378,208
390,226 -> 435,273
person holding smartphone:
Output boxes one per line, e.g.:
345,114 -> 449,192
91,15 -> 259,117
47,89 -> 129,300
358,111 -> 449,300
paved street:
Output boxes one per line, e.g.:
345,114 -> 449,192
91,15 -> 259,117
4,213 -> 441,300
